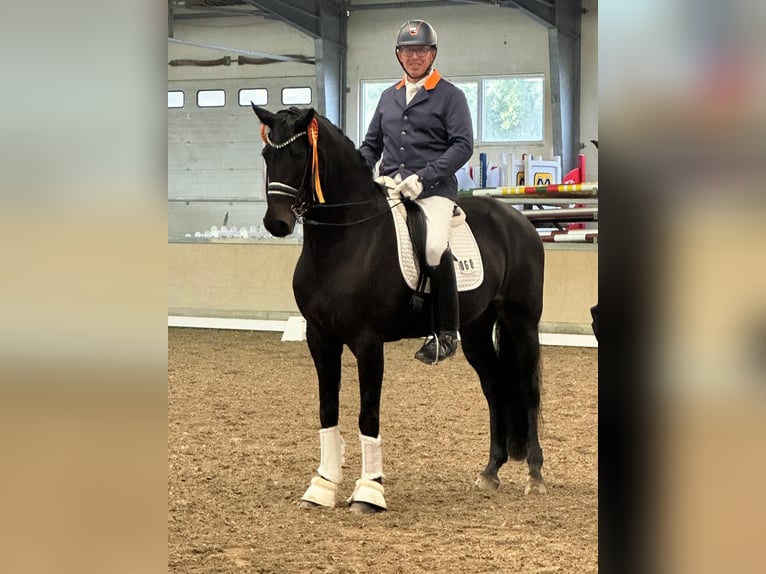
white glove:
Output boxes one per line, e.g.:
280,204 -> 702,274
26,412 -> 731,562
373,175 -> 398,197
393,174 -> 423,201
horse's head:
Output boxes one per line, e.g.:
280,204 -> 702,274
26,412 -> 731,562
252,104 -> 318,237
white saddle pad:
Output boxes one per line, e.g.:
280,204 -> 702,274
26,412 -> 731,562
388,198 -> 484,293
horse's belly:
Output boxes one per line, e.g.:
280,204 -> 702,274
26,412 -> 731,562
294,281 -> 431,342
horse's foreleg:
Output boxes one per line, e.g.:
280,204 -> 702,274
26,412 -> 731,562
347,335 -> 387,513
300,325 -> 344,509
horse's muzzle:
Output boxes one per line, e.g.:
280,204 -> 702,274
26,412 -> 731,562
263,187 -> 297,238
263,216 -> 294,238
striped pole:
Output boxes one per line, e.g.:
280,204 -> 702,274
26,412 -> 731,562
466,182 -> 598,197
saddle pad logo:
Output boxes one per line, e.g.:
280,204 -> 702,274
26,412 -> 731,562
389,200 -> 484,293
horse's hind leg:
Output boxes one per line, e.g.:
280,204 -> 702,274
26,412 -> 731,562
461,313 -> 510,490
500,313 -> 546,495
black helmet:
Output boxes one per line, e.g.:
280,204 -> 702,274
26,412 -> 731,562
396,20 -> 437,48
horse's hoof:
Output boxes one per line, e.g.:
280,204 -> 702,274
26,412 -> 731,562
349,501 -> 385,514
346,478 -> 387,511
298,499 -> 324,510
475,473 -> 501,490
524,477 -> 547,495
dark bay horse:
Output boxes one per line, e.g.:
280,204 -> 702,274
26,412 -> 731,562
252,105 -> 546,513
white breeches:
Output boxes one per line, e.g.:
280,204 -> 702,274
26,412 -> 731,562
414,195 -> 455,266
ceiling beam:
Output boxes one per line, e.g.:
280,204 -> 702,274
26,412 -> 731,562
241,0 -> 322,38
168,37 -> 313,64
173,7 -> 267,20
349,1 -> 488,10
507,0 -> 555,28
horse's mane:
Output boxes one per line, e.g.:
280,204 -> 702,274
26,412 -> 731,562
314,113 -> 373,176
276,107 -> 370,175
274,107 -> 380,202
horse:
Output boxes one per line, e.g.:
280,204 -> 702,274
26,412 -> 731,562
251,105 -> 546,514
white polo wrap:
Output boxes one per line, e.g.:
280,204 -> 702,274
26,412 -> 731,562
317,426 -> 344,484
359,433 -> 384,481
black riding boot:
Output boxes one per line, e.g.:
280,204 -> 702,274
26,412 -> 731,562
415,249 -> 460,364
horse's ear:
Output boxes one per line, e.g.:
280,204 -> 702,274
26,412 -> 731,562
295,108 -> 316,132
252,104 -> 274,127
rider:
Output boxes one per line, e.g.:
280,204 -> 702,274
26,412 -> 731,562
360,19 -> 474,364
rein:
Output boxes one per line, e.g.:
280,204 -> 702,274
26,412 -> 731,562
302,199 -> 404,227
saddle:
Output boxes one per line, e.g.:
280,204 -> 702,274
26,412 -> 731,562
375,177 -> 484,299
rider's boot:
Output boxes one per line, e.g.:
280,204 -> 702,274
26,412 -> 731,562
415,249 -> 459,364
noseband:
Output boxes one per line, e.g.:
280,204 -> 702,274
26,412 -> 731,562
261,118 -> 325,217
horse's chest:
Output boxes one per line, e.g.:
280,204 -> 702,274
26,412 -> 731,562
293,260 -> 396,323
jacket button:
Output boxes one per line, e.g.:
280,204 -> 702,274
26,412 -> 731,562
403,115 -> 408,121
399,146 -> 405,151
401,130 -> 406,135
399,163 -> 405,168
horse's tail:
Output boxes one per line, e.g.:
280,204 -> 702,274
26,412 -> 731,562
496,320 -> 543,461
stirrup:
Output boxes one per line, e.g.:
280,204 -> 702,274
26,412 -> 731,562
414,332 -> 458,365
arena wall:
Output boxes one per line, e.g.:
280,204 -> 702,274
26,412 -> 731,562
168,242 -> 597,334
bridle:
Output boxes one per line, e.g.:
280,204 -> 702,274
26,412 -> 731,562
261,118 -> 324,218
261,118 -> 402,227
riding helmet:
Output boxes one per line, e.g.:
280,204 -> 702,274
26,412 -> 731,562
396,20 -> 438,48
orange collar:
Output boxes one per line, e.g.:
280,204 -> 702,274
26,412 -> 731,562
395,69 -> 442,91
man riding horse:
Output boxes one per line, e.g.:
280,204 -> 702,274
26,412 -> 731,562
359,19 -> 474,364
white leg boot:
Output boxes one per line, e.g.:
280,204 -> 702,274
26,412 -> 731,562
301,426 -> 344,507
347,433 -> 387,510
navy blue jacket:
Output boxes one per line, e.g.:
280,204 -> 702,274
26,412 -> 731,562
360,70 -> 474,201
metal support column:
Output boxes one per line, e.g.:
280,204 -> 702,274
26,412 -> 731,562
509,0 -> 582,173
243,0 -> 347,129
547,0 -> 581,174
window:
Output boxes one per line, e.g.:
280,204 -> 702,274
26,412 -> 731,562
168,90 -> 184,108
359,74 -> 544,144
482,76 -> 544,142
197,89 -> 225,108
359,80 -> 394,139
239,88 -> 268,107
453,81 -> 478,139
281,87 -> 312,105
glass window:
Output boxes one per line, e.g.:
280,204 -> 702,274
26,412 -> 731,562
359,75 -> 542,144
482,76 -> 544,142
359,80 -> 395,140
168,90 -> 184,108
239,88 -> 268,107
197,89 -> 225,108
281,87 -> 312,105
453,81 -> 479,140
